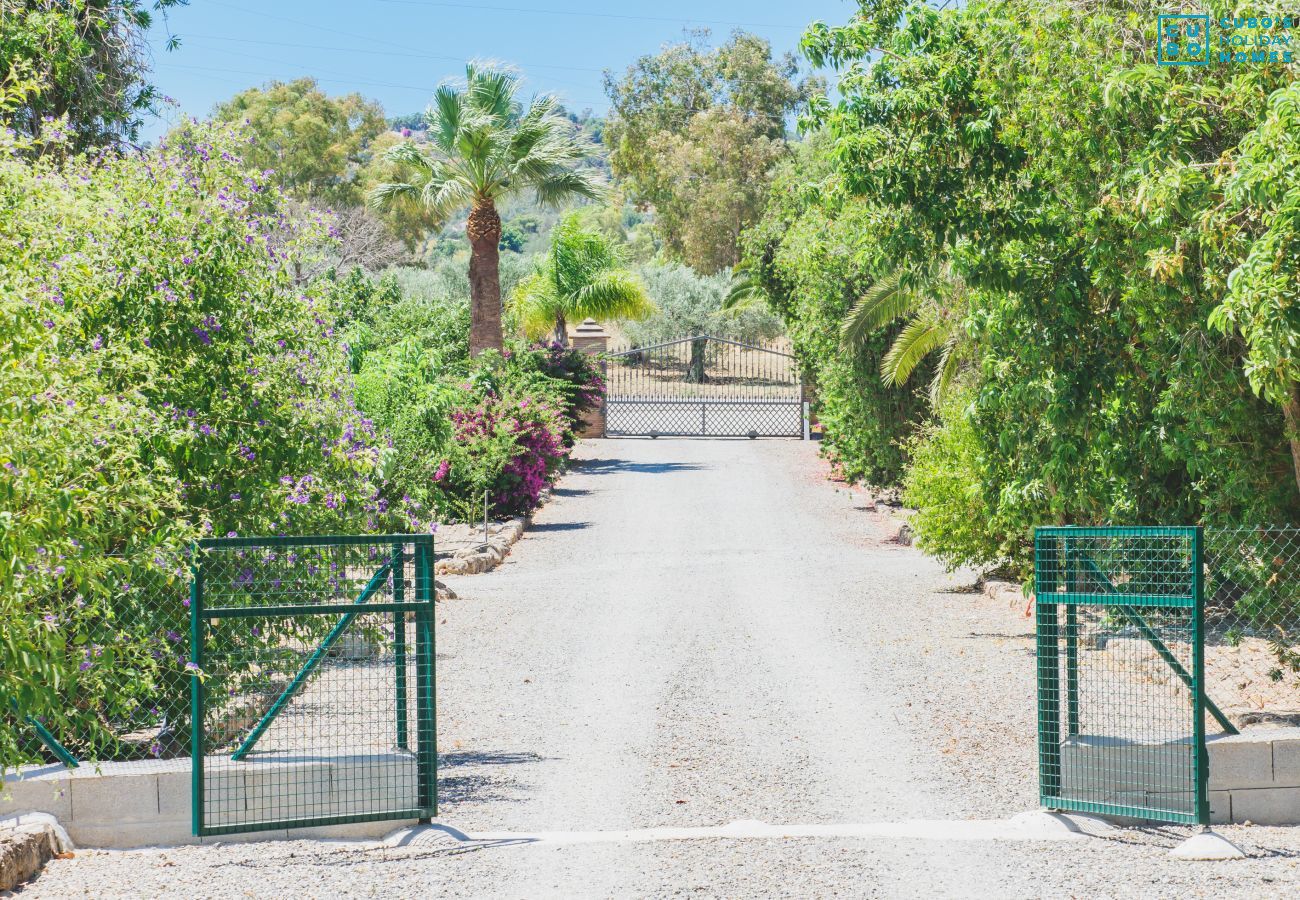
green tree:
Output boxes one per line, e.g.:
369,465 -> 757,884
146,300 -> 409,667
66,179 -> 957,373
511,214 -> 653,345
213,78 -> 386,205
0,0 -> 187,152
623,262 -> 784,347
369,64 -> 603,356
604,30 -> 818,273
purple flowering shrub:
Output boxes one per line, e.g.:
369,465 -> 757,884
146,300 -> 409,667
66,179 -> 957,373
437,391 -> 568,519
513,343 -> 605,445
0,120 -> 422,768
412,345 -> 604,521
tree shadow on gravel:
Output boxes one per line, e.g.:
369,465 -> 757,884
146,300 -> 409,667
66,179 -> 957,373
572,458 -> 706,476
526,521 -> 591,533
437,750 -> 547,806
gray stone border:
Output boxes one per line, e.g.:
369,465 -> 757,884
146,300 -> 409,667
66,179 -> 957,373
0,813 -> 71,891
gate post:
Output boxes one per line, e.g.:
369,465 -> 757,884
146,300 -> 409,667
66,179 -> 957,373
1034,531 -> 1063,806
1192,526 -> 1209,826
571,318 -> 608,438
414,536 -> 438,818
189,547 -> 205,837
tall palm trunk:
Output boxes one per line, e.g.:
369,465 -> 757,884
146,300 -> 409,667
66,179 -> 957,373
466,201 -> 504,356
552,313 -> 569,347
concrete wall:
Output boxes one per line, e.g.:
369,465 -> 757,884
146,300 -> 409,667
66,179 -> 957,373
0,756 -> 418,848
1207,726 -> 1300,825
1055,727 -> 1300,825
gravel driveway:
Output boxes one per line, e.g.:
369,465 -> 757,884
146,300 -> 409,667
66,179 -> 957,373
22,439 -> 1300,897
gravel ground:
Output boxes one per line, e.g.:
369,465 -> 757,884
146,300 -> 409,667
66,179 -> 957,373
19,439 -> 1300,898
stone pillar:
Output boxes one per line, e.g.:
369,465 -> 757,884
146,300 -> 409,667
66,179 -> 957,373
570,318 -> 608,438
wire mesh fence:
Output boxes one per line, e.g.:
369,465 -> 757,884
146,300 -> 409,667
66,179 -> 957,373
1203,526 -> 1300,725
2,550 -> 195,770
192,535 -> 436,835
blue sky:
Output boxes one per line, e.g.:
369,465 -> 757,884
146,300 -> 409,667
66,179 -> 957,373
142,0 -> 854,139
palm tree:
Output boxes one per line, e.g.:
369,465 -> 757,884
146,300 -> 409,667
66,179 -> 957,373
840,263 -> 967,405
511,214 -> 653,345
719,261 -> 768,315
369,64 -> 603,355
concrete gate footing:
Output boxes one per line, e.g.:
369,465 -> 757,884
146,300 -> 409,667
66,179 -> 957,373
1169,829 -> 1246,861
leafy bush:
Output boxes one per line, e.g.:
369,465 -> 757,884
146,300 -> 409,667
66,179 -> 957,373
439,390 -> 568,519
422,346 -> 601,519
748,0 -> 1300,579
0,119 -> 418,770
339,261 -> 604,522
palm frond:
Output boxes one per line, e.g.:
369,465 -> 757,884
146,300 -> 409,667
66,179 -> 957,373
510,271 -> 563,339
533,168 -> 605,207
840,269 -> 914,349
367,181 -> 420,211
427,85 -> 464,153
722,265 -> 767,313
880,309 -> 947,387
381,140 -> 439,173
465,62 -> 520,120
929,333 -> 962,406
572,270 -> 654,322
420,175 -> 476,221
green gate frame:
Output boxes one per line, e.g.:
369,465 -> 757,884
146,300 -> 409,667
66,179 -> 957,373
1034,525 -> 1215,825
190,534 -> 436,836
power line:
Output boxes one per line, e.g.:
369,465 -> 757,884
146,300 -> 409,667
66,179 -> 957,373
183,33 -> 607,75
186,41 -> 595,95
163,62 -> 433,95
371,0 -> 802,30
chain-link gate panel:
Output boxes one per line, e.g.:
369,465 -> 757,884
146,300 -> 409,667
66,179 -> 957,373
605,336 -> 804,437
190,535 -> 435,836
1034,527 -> 1209,824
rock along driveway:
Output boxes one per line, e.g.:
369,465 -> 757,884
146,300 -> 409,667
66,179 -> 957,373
26,439 -> 1300,898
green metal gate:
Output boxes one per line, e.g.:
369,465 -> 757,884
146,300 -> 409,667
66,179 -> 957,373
190,535 -> 436,836
1034,526 -> 1231,824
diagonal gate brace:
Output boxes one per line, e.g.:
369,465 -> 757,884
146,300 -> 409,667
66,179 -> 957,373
230,559 -> 395,761
1073,551 -> 1237,735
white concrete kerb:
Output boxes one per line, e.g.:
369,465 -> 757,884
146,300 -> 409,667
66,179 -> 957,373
380,816 -> 1095,849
